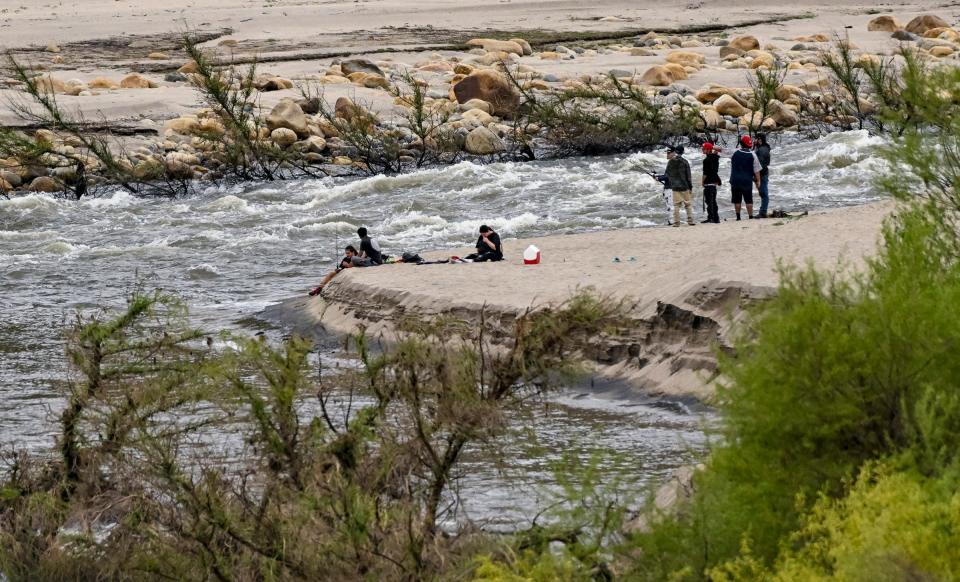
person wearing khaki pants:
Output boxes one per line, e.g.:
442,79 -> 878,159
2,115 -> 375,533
665,145 -> 695,226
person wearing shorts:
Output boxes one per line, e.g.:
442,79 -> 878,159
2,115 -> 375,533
729,135 -> 762,220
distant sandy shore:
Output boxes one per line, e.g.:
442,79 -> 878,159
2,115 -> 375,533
279,201 -> 893,401
0,1 -> 955,130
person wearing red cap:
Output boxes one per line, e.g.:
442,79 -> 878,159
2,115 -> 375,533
701,143 -> 722,223
729,135 -> 762,220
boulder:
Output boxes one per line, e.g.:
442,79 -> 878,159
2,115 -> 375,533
418,61 -> 454,73
178,61 -> 199,74
335,96 -> 366,123
464,126 -> 505,155
509,38 -> 534,56
930,45 -> 955,57
460,98 -> 493,113
120,73 -> 157,89
46,44 -> 61,54
332,156 -> 353,165
663,63 -> 688,80
0,176 -> 12,193
699,108 -> 724,129
728,35 -> 760,51
640,65 -> 674,86
1,170 -> 22,188
463,107 -> 495,125
769,100 -> 799,126
165,117 -> 200,135
28,176 -> 63,193
452,70 -> 521,117
267,99 -> 309,137
147,52 -> 169,60
749,51 -> 776,69
270,128 -> 298,147
666,51 -> 706,66
454,63 -> 475,75
892,29 -> 919,41
133,159 -> 164,180
695,84 -> 735,103
297,97 -> 321,115
714,94 -> 747,116
36,75 -> 80,95
339,58 -> 384,78
905,14 -> 950,34
868,15 -> 902,32
719,46 -> 745,59
303,136 -> 327,153
88,77 -> 120,90
362,75 -> 391,89
165,73 -> 188,83
320,75 -> 350,84
466,38 -> 525,55
630,47 -> 656,56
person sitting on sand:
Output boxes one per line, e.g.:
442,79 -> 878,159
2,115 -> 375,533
730,135 -> 762,221
309,245 -> 364,296
465,225 -> 503,262
356,227 -> 383,266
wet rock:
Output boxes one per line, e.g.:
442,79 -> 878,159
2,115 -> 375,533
1,171 -> 22,188
340,58 -> 384,77
464,126 -> 504,155
165,72 -> 188,83
452,70 -> 520,117
640,65 -> 674,86
868,15 -> 902,32
906,14 -> 950,34
728,35 -> 760,51
28,176 -> 63,193
120,73 -> 157,89
267,99 -> 309,137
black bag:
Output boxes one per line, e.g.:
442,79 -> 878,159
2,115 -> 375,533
401,252 -> 423,264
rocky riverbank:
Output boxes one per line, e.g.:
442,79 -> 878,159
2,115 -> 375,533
1,5 -> 958,195
274,201 -> 891,402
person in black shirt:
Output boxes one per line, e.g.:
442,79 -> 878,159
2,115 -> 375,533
701,142 -> 722,223
468,225 -> 503,262
308,245 -> 365,296
356,227 -> 383,265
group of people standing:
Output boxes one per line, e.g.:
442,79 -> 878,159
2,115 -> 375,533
656,134 -> 772,226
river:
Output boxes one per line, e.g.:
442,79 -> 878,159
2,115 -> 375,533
0,130 -> 886,525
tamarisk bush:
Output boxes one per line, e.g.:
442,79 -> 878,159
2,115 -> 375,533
0,290 -> 622,580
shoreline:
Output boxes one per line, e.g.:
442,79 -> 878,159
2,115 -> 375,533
272,200 -> 892,402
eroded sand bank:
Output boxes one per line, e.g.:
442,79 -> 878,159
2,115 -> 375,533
277,201 -> 892,401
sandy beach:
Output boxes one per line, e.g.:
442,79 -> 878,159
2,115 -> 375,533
0,1 -> 955,130
284,201 -> 892,400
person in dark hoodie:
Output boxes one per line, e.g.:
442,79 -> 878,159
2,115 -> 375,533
355,227 -> 383,266
754,133 -> 772,218
651,148 -> 676,226
665,145 -> 695,227
701,142 -> 722,224
730,135 -> 762,220
467,225 -> 503,262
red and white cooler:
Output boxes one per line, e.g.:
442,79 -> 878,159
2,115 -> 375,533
523,245 -> 541,265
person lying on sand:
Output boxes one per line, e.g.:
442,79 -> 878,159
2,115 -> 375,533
464,225 -> 503,262
309,245 -> 365,296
